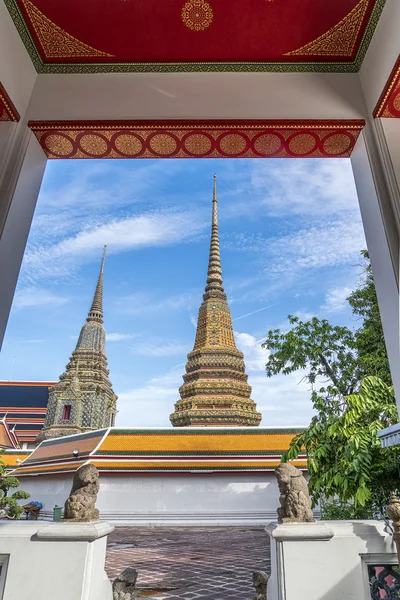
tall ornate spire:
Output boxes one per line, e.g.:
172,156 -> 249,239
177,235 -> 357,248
204,175 -> 225,300
87,245 -> 106,323
75,246 -> 107,354
36,247 -> 117,443
170,177 -> 262,427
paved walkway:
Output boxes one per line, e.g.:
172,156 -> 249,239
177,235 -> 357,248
106,527 -> 270,600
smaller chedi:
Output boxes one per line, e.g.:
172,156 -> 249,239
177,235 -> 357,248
170,176 -> 262,427
36,247 -> 117,443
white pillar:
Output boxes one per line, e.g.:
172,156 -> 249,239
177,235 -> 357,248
266,521 -> 396,600
351,122 -> 400,444
0,521 -> 114,600
0,130 -> 47,348
380,119 -> 400,206
0,0 -> 42,348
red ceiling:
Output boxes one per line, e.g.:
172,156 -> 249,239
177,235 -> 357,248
13,0 -> 378,67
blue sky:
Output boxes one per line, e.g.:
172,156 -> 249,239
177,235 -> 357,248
0,158 -> 366,427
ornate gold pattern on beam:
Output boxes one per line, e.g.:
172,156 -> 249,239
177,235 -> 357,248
286,0 -> 369,58
170,176 -> 262,427
28,120 -> 365,160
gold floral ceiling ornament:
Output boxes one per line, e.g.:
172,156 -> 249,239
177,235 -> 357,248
286,0 -> 369,58
285,0 -> 369,57
22,0 -> 112,59
181,0 -> 213,32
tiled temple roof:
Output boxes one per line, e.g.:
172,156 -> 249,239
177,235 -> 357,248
0,382 -> 54,444
11,426 -> 307,476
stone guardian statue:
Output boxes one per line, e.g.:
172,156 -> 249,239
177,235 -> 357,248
275,463 -> 315,523
113,568 -> 138,600
252,571 -> 269,600
64,463 -> 100,522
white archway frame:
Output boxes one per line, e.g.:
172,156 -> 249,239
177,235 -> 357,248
0,0 -> 399,444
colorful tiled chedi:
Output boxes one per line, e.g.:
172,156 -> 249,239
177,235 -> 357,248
12,427 -> 307,477
170,177 -> 262,427
35,247 -> 117,443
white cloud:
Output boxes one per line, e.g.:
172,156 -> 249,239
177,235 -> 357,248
322,286 -> 352,313
116,371 -> 181,426
224,216 -> 365,306
131,338 -> 189,357
235,330 -> 314,425
250,371 -> 313,427
106,333 -> 139,342
13,287 -> 68,310
251,159 -> 359,217
38,160 -> 184,213
116,292 -> 196,316
235,332 -> 269,371
23,209 -> 206,282
232,303 -> 278,322
266,219 -> 365,274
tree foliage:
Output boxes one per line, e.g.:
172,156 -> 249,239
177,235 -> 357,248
0,455 -> 30,519
348,250 -> 392,385
263,252 -> 399,515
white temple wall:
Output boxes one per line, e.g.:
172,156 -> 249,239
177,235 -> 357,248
19,472 -> 282,525
27,72 -> 365,121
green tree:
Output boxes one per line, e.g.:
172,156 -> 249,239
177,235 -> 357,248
0,455 -> 30,519
348,250 -> 391,385
263,253 -> 399,515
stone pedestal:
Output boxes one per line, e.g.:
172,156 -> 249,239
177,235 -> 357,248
266,520 -> 397,600
0,520 -> 114,600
